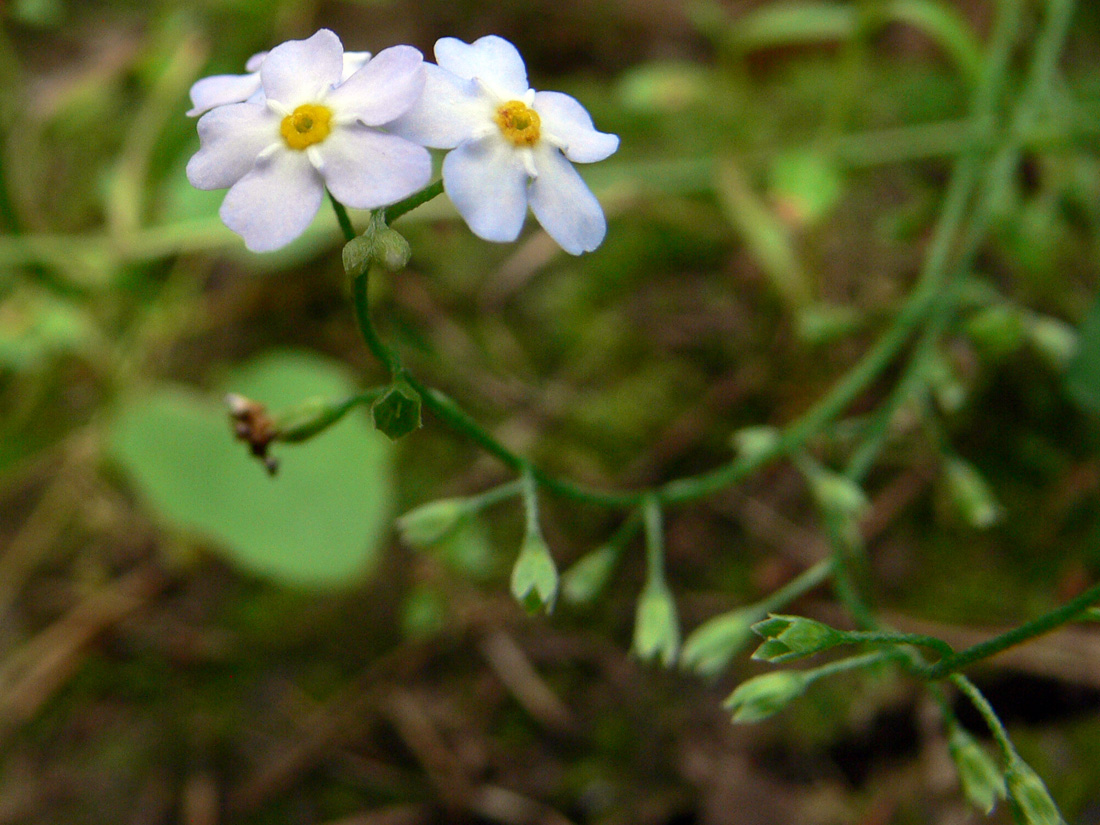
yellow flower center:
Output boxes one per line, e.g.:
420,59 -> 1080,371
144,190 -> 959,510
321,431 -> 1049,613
494,100 -> 541,147
280,103 -> 333,151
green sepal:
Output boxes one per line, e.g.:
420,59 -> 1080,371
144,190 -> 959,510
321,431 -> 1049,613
343,212 -> 413,279
561,543 -> 621,606
750,614 -> 847,663
680,608 -> 759,678
723,670 -> 806,723
633,582 -> 681,668
397,498 -> 469,548
510,533 -> 559,614
947,726 -> 1005,814
372,378 -> 422,441
1005,758 -> 1066,825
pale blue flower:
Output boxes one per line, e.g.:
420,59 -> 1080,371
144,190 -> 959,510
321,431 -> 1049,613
390,35 -> 619,255
186,30 -> 431,252
187,50 -> 372,117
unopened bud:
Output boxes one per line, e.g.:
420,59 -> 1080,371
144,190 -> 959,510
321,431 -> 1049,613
510,532 -> 558,614
680,608 -> 758,678
397,498 -> 468,548
966,304 -> 1025,359
723,670 -> 806,723
561,544 -> 620,606
751,614 -> 846,663
731,426 -> 781,464
1005,759 -> 1065,825
372,379 -> 421,441
943,456 -> 1003,529
947,727 -> 1004,814
633,582 -> 681,667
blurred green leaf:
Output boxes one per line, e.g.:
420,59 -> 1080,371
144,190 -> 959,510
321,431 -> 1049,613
0,288 -> 95,370
768,150 -> 845,229
108,350 -> 393,588
1065,292 -> 1100,416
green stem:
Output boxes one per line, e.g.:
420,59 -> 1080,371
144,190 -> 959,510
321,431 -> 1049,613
384,179 -> 445,224
923,578 -> 1100,679
803,649 -> 897,685
949,673 -> 1017,763
844,631 -> 955,660
756,559 -> 834,615
642,494 -> 666,587
329,190 -> 356,242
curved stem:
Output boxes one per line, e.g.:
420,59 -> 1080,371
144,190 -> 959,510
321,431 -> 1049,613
923,579 -> 1100,679
384,179 -> 445,224
949,673 -> 1017,763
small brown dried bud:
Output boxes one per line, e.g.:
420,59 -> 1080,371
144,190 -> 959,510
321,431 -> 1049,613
225,393 -> 279,475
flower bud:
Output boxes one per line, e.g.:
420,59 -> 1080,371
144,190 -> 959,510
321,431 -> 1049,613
397,498 -> 469,548
680,608 -> 758,678
510,533 -> 559,614
274,395 -> 354,443
807,470 -> 868,521
372,378 -> 422,441
731,426 -> 781,464
1026,315 -> 1076,370
947,727 -> 1005,814
943,456 -> 1003,529
633,582 -> 681,668
1005,759 -> 1065,825
561,544 -> 620,606
723,670 -> 806,723
372,226 -> 412,272
751,614 -> 846,663
966,304 -> 1026,358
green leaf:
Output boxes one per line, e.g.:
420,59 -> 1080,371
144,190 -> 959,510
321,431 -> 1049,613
371,378 -> 422,440
108,350 -> 394,588
1066,292 -> 1100,416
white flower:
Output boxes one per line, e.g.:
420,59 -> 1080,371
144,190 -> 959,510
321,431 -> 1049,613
186,30 -> 431,252
389,35 -> 619,255
187,50 -> 373,117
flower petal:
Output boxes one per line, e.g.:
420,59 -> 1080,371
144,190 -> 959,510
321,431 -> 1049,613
387,63 -> 491,149
314,127 -> 432,209
327,44 -> 424,126
187,72 -> 262,117
261,29 -> 344,108
245,51 -> 268,73
342,51 -> 371,79
528,147 -> 607,254
434,35 -> 528,100
186,103 -> 278,190
219,149 -> 324,252
533,91 -> 619,163
442,136 -> 529,243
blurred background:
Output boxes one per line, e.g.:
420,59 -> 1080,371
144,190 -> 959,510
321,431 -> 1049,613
3,0 -> 1100,823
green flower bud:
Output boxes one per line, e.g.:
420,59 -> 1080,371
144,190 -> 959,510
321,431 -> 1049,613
807,471 -> 868,521
342,214 -> 412,277
966,304 -> 1026,358
510,533 -> 559,614
731,426 -> 781,464
943,456 -> 1003,529
1005,759 -> 1066,825
750,614 -> 846,663
1026,315 -> 1077,370
723,670 -> 806,723
561,544 -> 621,606
397,498 -> 469,548
372,378 -> 422,441
633,582 -> 681,668
680,608 -> 759,678
273,395 -> 356,443
372,226 -> 412,272
947,727 -> 1005,814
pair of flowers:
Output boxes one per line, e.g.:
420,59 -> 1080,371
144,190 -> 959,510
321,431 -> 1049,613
187,30 -> 619,255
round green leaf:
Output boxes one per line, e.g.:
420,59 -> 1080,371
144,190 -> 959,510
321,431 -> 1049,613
109,350 -> 394,588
